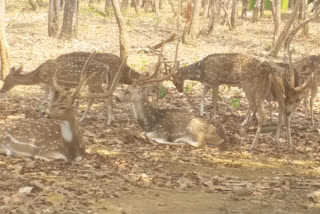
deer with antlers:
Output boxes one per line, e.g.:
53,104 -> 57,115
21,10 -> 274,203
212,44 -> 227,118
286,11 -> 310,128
0,52 -> 141,124
0,53 -> 125,161
117,42 -> 226,147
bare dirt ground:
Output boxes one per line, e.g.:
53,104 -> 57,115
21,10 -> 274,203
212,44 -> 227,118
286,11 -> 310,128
1,2 -> 320,214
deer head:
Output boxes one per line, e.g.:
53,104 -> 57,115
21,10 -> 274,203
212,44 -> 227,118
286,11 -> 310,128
0,67 -> 23,93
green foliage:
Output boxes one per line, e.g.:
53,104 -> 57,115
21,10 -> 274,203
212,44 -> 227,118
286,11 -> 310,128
230,98 -> 241,109
159,84 -> 167,99
80,5 -> 108,17
129,54 -> 148,72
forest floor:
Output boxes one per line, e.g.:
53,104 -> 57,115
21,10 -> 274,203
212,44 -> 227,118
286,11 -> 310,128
1,2 -> 320,214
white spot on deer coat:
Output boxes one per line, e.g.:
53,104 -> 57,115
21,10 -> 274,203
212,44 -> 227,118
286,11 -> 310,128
60,121 -> 73,142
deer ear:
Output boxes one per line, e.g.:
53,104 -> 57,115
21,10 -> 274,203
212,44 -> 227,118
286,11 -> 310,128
15,66 -> 23,74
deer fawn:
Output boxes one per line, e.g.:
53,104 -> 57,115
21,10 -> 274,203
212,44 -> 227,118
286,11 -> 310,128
0,52 -> 141,125
0,53 -> 126,161
117,43 -> 226,147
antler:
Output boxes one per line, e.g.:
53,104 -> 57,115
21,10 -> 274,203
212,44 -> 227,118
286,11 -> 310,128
53,51 -> 97,97
81,56 -> 128,98
133,39 -> 181,86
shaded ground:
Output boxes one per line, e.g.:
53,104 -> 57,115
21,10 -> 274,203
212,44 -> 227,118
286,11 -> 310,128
1,2 -> 320,214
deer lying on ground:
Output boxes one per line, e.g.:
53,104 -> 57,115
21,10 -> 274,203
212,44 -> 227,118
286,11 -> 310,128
117,44 -> 226,147
0,53 -> 125,161
0,52 -> 141,124
170,52 -> 315,149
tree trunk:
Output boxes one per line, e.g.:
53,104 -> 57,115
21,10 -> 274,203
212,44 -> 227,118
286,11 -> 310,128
28,0 -> 39,11
260,0 -> 265,17
121,0 -> 129,11
270,0 -> 281,45
203,0 -> 210,17
208,0 -> 216,34
182,1 -> 192,44
48,0 -> 60,37
301,0 -> 309,35
59,0 -> 79,41
189,0 -> 202,40
252,0 -> 261,22
154,0 -> 160,17
269,0 -> 301,57
241,0 -> 248,18
111,0 -> 128,60
231,0 -> 238,29
0,0 -> 9,80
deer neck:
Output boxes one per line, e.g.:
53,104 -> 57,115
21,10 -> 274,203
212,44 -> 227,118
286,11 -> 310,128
178,61 -> 203,81
14,71 -> 41,85
59,117 -> 83,161
132,98 -> 161,132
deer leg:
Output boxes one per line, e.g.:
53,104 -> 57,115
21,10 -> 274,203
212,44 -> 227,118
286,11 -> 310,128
105,97 -> 114,125
310,86 -> 317,125
211,85 -> 219,118
250,100 -> 264,150
200,86 -> 210,116
304,96 -> 308,119
274,107 -> 283,145
284,113 -> 292,149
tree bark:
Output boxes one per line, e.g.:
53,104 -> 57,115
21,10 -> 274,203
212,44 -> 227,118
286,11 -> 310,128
208,0 -> 216,34
270,0 -> 281,45
121,0 -> 129,11
59,0 -> 79,41
301,0 -> 309,35
0,0 -> 9,80
260,0 -> 265,17
241,0 -> 248,18
269,0 -> 301,57
252,0 -> 261,22
48,0 -> 60,37
231,0 -> 238,29
189,0 -> 202,40
28,0 -> 39,11
154,0 -> 160,17
111,0 -> 129,60
182,1 -> 192,44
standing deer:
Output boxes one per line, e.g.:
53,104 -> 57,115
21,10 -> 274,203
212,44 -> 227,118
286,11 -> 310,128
0,53 -> 125,161
0,52 -> 141,124
171,53 -> 315,149
117,43 -> 226,147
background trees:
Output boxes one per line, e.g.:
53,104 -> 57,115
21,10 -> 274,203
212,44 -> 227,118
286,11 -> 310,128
0,0 -> 9,80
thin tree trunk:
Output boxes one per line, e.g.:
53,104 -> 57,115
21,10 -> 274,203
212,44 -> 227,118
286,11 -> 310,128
0,0 -> 9,80
59,0 -> 78,40
121,0 -> 129,11
154,0 -> 160,17
189,0 -> 202,40
269,0 -> 301,57
270,0 -> 281,45
208,0 -> 216,34
252,0 -> 261,22
48,0 -> 60,37
28,0 -> 39,11
231,0 -> 238,29
241,0 -> 248,18
203,0 -> 210,17
182,1 -> 192,44
301,0 -> 309,35
260,0 -> 265,17
111,0 -> 129,60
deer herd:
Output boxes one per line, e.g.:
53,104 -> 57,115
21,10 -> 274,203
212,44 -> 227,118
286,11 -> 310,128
0,43 -> 319,161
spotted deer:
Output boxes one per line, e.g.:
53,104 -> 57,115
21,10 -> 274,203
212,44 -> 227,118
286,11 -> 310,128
117,43 -> 226,147
0,53 -> 125,161
171,53 -> 315,149
275,55 -> 320,125
0,52 -> 141,124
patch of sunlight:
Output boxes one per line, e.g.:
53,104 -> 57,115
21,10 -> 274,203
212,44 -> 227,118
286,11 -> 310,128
86,147 -> 119,156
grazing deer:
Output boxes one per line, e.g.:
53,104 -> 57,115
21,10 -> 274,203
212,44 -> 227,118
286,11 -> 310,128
0,52 -> 141,124
280,55 -> 320,125
117,43 -> 226,147
171,53 -> 270,125
0,53 -> 126,161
